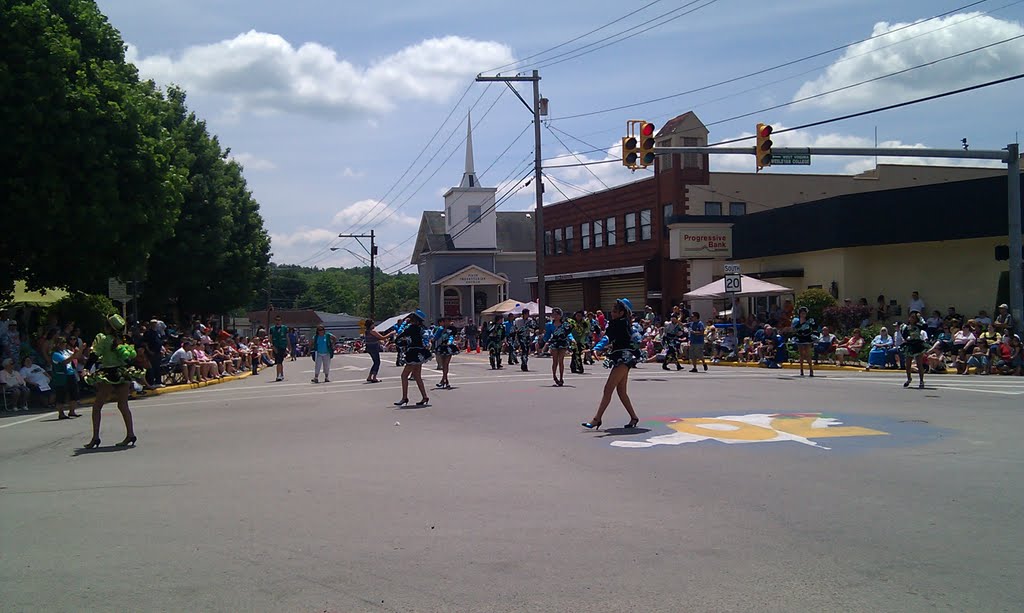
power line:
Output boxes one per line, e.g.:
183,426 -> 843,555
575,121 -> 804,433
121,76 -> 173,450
481,0 -> 668,74
291,81 -> 479,267
547,0 -> 996,121
531,0 -> 719,71
702,34 -> 1024,132
302,86 -> 508,269
543,124 -> 611,190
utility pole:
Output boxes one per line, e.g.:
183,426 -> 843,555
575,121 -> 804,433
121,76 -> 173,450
338,232 -> 377,318
1008,143 -> 1022,335
476,70 -> 546,320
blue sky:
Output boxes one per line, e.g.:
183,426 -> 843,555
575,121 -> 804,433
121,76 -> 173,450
97,0 -> 1024,271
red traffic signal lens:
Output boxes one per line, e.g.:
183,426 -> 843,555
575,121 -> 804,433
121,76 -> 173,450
758,124 -> 773,138
641,122 -> 655,137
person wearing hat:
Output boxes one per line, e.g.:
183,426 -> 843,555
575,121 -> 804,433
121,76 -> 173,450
582,298 -> 641,431
81,314 -> 144,448
994,303 -> 1015,335
432,317 -> 460,390
482,314 -> 505,370
542,308 -> 574,387
900,310 -> 929,389
791,306 -> 818,377
394,310 -> 432,406
512,308 -> 537,372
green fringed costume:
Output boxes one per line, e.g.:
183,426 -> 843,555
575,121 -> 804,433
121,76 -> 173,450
83,333 -> 146,386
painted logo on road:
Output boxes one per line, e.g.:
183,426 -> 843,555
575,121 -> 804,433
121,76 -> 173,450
612,412 -> 888,450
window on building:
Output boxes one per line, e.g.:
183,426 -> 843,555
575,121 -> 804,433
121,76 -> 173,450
468,205 -> 482,223
606,217 -> 616,246
581,222 -> 591,250
729,201 -> 747,216
662,203 -> 673,237
543,230 -> 552,255
683,136 -> 703,169
565,225 -> 574,254
625,212 -> 637,243
594,220 -> 604,248
554,228 -> 563,255
658,141 -> 674,170
705,201 -> 722,216
640,209 -> 652,240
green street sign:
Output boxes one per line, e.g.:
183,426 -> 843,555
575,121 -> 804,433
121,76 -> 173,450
771,153 -> 811,165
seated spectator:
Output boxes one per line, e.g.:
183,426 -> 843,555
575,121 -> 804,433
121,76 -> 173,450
20,355 -> 54,407
835,329 -> 864,366
2,357 -> 30,410
952,322 -> 977,368
925,310 -> 943,338
925,344 -> 948,374
168,340 -> 195,383
737,337 -> 756,363
814,326 -> 838,363
714,328 -> 738,362
975,310 -> 993,327
866,327 -> 895,371
943,306 -> 964,328
191,344 -> 221,380
995,334 -> 1022,375
704,323 -> 719,358
991,334 -> 1016,375
965,339 -> 991,375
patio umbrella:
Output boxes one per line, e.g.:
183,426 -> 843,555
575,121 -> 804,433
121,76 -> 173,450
683,275 -> 793,299
480,298 -> 530,316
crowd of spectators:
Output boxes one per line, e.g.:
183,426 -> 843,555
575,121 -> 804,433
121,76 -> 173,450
0,308 -> 286,413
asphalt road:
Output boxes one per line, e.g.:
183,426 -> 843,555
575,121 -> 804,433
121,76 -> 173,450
2,352 -> 1022,613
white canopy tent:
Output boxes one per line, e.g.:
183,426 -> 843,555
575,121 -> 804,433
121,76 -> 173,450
684,275 -> 793,299
374,312 -> 410,332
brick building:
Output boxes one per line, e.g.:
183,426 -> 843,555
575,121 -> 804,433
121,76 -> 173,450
532,112 -> 710,314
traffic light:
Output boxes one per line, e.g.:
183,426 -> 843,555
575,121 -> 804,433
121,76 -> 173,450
621,135 -> 639,168
639,121 -> 656,168
756,123 -> 773,172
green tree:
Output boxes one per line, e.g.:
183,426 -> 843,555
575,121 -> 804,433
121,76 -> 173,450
140,88 -> 270,319
0,0 -> 186,298
795,288 -> 837,323
45,292 -> 116,340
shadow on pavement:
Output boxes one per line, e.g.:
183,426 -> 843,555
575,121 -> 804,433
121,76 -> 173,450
72,445 -> 136,457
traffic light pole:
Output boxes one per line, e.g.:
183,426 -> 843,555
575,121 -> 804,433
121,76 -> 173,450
476,71 -> 546,322
338,232 -> 377,318
653,144 -> 1022,334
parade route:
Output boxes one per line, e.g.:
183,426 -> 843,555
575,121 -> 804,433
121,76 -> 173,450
1,355 -> 1022,612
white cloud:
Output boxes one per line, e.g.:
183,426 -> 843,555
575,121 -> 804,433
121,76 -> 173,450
228,152 -> 276,171
341,167 -> 365,178
709,126 -> 1003,174
269,227 -> 337,248
127,32 -> 515,119
330,199 -> 418,228
793,13 -> 1024,110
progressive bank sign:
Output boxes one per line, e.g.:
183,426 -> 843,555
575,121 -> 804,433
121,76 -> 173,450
669,223 -> 733,259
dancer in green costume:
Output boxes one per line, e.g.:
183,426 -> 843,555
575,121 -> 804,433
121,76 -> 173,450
82,315 -> 143,449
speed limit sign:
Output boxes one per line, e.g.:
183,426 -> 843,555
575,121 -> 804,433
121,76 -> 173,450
724,274 -> 742,293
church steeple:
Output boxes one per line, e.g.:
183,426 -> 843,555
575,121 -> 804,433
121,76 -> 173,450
460,112 -> 478,188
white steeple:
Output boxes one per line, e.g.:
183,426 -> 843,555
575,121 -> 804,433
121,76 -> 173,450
460,112 -> 478,188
